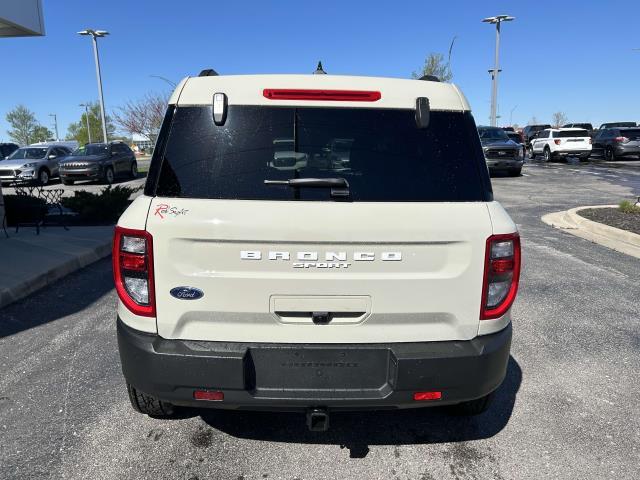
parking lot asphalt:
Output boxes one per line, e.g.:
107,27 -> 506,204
1,159 -> 639,480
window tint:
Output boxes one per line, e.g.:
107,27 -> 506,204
538,130 -> 549,139
621,129 -> 640,139
555,130 -> 590,138
152,106 -> 490,202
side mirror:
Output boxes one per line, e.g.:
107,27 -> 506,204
48,154 -> 57,159
415,97 -> 430,129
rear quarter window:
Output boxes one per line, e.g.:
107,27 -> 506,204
149,106 -> 492,202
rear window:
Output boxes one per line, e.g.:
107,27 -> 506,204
621,129 -> 640,139
555,130 -> 590,138
150,106 -> 490,202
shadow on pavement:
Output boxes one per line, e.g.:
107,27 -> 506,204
198,356 -> 522,457
0,257 -> 114,338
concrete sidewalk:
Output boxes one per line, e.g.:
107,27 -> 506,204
0,225 -> 113,309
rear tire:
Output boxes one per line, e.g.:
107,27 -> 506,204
451,391 -> 494,416
61,178 -> 74,186
129,161 -> 138,179
103,166 -> 114,184
127,383 -> 175,417
604,146 -> 615,161
508,168 -> 522,177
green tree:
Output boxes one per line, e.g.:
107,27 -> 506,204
31,125 -> 54,143
66,102 -> 115,144
412,53 -> 453,82
6,105 -> 38,145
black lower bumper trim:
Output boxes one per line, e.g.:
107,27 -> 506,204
117,318 -> 511,410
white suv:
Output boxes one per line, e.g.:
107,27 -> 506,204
114,71 -> 520,431
529,127 -> 592,161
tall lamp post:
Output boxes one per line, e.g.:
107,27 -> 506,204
482,15 -> 514,127
79,103 -> 92,144
78,29 -> 109,143
48,113 -> 59,140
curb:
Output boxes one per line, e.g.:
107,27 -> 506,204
541,205 -> 640,259
0,238 -> 112,309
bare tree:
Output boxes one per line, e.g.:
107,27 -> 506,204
412,53 -> 453,82
528,116 -> 539,125
112,93 -> 169,144
552,111 -> 568,128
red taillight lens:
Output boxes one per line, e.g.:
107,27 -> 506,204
554,139 -> 561,145
589,138 -> 592,144
194,390 -> 224,401
614,136 -> 629,143
263,89 -> 381,102
481,233 -> 521,320
413,391 -> 442,401
113,226 -> 155,317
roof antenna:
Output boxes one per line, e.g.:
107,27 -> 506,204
313,61 -> 326,74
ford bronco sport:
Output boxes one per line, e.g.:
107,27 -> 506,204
114,71 -> 520,431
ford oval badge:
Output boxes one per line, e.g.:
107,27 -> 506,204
170,287 -> 204,300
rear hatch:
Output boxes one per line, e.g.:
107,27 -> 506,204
555,129 -> 591,150
146,103 -> 494,344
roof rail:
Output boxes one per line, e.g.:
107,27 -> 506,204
198,69 -> 219,77
419,75 -> 440,82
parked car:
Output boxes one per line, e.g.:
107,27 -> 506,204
0,142 -> 19,159
59,141 -> 138,185
529,128 -> 592,161
562,123 -> 594,131
0,144 -> 71,185
114,72 -> 520,429
592,127 -> 640,160
522,124 -> 552,148
598,122 -> 636,130
478,126 -> 524,176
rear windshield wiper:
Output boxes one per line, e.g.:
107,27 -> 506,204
264,177 -> 350,198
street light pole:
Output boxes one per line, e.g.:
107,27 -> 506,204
48,113 -> 59,140
509,105 -> 518,126
79,103 -> 92,144
483,15 -> 514,127
78,29 -> 109,143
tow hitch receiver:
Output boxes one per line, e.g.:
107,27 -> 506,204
306,408 -> 330,432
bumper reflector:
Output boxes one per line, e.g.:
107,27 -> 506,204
194,390 -> 224,401
413,391 -> 442,401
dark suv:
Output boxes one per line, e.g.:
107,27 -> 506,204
59,142 -> 138,185
522,124 -> 551,147
592,127 -> 640,160
0,143 -> 19,159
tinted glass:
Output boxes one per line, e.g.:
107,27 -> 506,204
556,130 -> 590,138
72,144 -> 109,156
621,129 -> 640,139
478,127 -> 509,141
153,106 -> 489,202
8,148 -> 48,160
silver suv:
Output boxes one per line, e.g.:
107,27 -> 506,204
114,72 -> 521,431
0,144 -> 71,185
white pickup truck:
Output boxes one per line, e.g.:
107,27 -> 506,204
113,71 -> 520,431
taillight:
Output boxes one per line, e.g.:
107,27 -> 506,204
589,138 -> 592,144
113,226 -> 155,317
554,139 -> 561,145
263,89 -> 381,102
614,136 -> 629,143
481,233 -> 521,320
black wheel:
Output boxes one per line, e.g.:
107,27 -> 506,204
103,166 -> 114,184
129,161 -> 138,179
451,391 -> 494,416
508,168 -> 522,177
604,146 -> 615,161
543,147 -> 552,162
127,383 -> 175,417
61,178 -> 74,186
38,169 -> 50,186
580,154 -> 590,162
527,146 -> 535,159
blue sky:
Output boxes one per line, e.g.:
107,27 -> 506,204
1,0 -> 639,141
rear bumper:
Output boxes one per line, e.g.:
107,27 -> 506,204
117,318 -> 512,411
552,149 -> 591,156
614,145 -> 640,156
